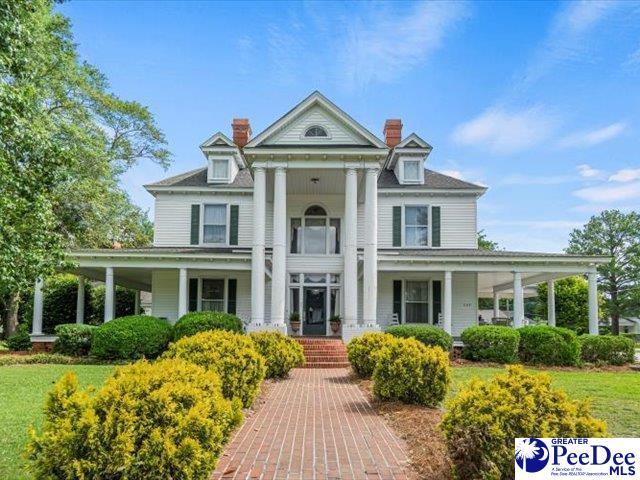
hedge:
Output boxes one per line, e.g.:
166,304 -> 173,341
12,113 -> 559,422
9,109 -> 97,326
579,334 -> 635,365
346,332 -> 396,378
518,325 -> 581,366
461,326 -> 520,363
90,285 -> 137,322
173,311 -> 243,340
6,324 -> 32,351
90,315 -> 172,360
53,324 -> 96,356
386,324 -> 453,351
249,331 -> 305,378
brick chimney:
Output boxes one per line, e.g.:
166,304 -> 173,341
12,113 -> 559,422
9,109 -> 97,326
232,118 -> 252,148
383,119 -> 402,148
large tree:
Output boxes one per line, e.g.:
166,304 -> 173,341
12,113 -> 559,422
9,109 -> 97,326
0,1 -> 169,336
478,230 -> 500,251
535,276 -> 591,334
567,210 -> 640,335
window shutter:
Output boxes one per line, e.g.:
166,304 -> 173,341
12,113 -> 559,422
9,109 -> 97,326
229,205 -> 239,245
392,206 -> 402,247
227,279 -> 237,315
393,280 -> 402,323
188,278 -> 198,312
190,204 -> 200,245
432,280 -> 442,325
431,206 -> 441,247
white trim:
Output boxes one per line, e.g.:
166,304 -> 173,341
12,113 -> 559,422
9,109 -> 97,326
300,124 -> 332,140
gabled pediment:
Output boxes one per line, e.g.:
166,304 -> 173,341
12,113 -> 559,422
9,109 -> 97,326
200,132 -> 235,148
395,133 -> 432,150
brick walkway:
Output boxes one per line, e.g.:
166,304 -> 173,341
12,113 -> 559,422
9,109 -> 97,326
212,368 -> 415,480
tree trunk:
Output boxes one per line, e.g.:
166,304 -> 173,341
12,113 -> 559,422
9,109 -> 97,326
4,292 -> 20,338
611,313 -> 620,336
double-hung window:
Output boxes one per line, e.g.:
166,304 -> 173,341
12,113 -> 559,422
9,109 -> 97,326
290,205 -> 340,255
201,279 -> 225,312
405,281 -> 429,323
403,159 -> 421,182
210,159 -> 229,181
203,204 -> 227,244
405,205 -> 429,246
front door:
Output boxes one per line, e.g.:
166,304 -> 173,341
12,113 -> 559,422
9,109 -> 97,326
304,287 -> 326,335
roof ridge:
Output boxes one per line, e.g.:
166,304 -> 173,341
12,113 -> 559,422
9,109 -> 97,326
145,167 -> 207,187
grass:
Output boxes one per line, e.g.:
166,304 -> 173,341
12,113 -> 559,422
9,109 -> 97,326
0,364 -> 115,480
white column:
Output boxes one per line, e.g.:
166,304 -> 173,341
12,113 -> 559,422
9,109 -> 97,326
134,290 -> 140,315
363,167 -> 378,327
343,168 -> 358,327
493,292 -> 499,320
178,268 -> 188,319
588,271 -> 599,335
76,276 -> 85,324
443,271 -> 452,334
513,271 -> 524,328
547,279 -> 556,327
251,167 -> 266,327
104,267 -> 115,322
32,277 -> 44,335
270,167 -> 287,329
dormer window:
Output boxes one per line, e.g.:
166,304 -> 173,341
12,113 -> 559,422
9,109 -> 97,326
403,159 -> 421,183
210,159 -> 229,181
304,125 -> 328,137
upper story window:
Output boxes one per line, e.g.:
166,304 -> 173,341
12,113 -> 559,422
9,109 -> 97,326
203,204 -> 227,244
290,205 -> 340,255
304,125 -> 328,137
403,159 -> 421,182
210,159 -> 229,181
405,205 -> 429,246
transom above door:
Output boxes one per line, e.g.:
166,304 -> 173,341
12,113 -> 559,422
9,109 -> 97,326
289,273 -> 341,336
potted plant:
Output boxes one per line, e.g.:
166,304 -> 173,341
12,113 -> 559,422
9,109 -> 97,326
289,312 -> 301,333
329,315 -> 341,334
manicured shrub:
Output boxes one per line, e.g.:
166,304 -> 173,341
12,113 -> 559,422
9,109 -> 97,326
461,325 -> 520,363
7,324 -> 32,351
173,311 -> 243,340
26,359 -> 242,480
441,365 -> 607,480
347,332 -> 396,378
163,331 -> 266,407
90,285 -> 137,323
53,323 -> 96,356
579,334 -> 635,365
90,315 -> 172,360
372,337 -> 450,406
518,325 -> 581,366
249,331 -> 305,378
386,324 -> 453,351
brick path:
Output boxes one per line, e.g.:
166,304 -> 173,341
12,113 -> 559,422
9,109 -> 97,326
212,368 -> 415,480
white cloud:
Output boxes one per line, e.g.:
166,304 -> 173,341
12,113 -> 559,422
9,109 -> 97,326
499,173 -> 574,186
577,164 -> 603,178
624,44 -> 640,68
440,169 -> 463,179
574,181 -> 640,203
557,122 -> 627,148
451,106 -> 558,154
609,168 -> 640,183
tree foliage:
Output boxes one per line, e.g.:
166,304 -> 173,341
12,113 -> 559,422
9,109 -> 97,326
478,230 -> 500,251
535,276 -> 597,335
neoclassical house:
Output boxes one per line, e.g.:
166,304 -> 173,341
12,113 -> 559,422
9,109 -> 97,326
30,92 -> 606,344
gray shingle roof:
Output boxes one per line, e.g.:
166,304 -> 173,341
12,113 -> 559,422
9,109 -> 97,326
378,168 -> 485,190
146,168 -> 254,188
378,248 -> 604,259
73,247 -> 251,254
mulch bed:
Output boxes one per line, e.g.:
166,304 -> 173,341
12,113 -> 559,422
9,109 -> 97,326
452,357 -> 638,372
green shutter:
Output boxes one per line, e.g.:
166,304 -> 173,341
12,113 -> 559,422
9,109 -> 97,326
431,206 -> 441,247
392,206 -> 402,247
393,280 -> 402,323
229,205 -> 239,245
227,279 -> 237,315
188,278 -> 198,312
432,280 -> 442,325
190,204 -> 200,245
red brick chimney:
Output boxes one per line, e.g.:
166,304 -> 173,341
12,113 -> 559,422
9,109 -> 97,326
383,119 -> 402,148
232,118 -> 252,148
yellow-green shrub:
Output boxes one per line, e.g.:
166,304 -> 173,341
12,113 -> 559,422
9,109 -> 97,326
347,332 -> 396,378
372,337 -> 450,406
441,365 -> 607,480
163,330 -> 266,407
26,359 -> 242,480
249,331 -> 305,378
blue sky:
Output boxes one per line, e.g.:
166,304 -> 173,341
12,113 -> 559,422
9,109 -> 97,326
58,1 -> 640,252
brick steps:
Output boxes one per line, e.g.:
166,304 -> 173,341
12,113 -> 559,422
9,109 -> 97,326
295,337 -> 349,368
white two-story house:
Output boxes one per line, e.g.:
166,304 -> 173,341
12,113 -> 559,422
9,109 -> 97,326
30,92 -> 606,343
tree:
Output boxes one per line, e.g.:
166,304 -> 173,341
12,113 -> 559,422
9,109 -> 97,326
535,276 -> 595,335
478,230 -> 500,251
567,210 -> 640,335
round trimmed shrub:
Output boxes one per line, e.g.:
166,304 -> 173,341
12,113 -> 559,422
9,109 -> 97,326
372,337 -> 450,406
163,331 -> 266,407
249,331 -> 305,378
347,332 -> 396,378
386,324 -> 453,351
26,359 -> 242,480
518,325 -> 581,366
441,365 -> 607,480
53,324 -> 96,356
7,324 -> 32,351
579,334 -> 635,365
173,311 -> 243,340
461,326 -> 520,363
90,315 -> 172,360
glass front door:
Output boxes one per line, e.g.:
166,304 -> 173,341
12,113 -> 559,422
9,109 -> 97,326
304,287 -> 326,335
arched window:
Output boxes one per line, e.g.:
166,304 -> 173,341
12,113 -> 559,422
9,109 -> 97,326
305,205 -> 327,216
291,206 -> 340,254
304,125 -> 328,137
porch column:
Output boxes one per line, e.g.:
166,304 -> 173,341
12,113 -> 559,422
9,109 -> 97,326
443,271 -> 452,334
32,277 -> 44,335
363,167 -> 378,326
251,166 -> 266,327
104,267 -> 115,322
493,292 -> 499,320
178,268 -> 188,319
344,168 -> 358,327
547,279 -> 556,327
76,276 -> 85,324
270,166 -> 287,328
513,271 -> 524,328
134,290 -> 140,315
588,271 -> 599,335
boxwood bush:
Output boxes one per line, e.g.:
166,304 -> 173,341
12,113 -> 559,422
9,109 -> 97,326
579,334 -> 635,365
386,324 -> 453,351
441,365 -> 606,480
249,331 -> 305,378
173,311 -> 243,340
347,332 -> 396,378
461,326 -> 520,363
6,324 -> 32,351
372,337 -> 450,407
26,359 -> 242,480
53,324 -> 96,356
90,315 -> 172,360
518,325 -> 581,366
